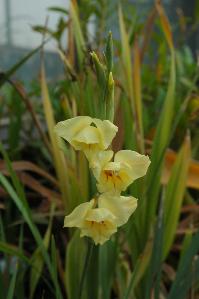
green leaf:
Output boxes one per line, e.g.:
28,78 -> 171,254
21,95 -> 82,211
30,204 -> 54,298
168,232 -> 199,299
118,5 -> 133,99
144,197 -> 164,299
48,6 -> 68,14
65,231 -> 86,299
41,64 -> 69,210
124,236 -> 153,299
0,151 -> 62,298
0,143 -> 27,208
0,241 -> 29,264
51,236 -> 61,299
85,244 -> 98,299
105,31 -> 113,73
163,134 -> 191,259
90,51 -> 108,119
70,2 -> 86,68
6,263 -> 18,299
99,239 -> 118,299
32,26 -> 54,36
118,5 -> 141,151
0,41 -> 48,87
144,2 -> 176,242
8,90 -> 23,156
133,38 -> 144,153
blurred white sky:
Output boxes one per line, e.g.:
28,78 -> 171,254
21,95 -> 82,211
0,0 -> 69,51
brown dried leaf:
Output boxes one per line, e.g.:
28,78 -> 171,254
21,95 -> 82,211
162,149 -> 199,190
0,160 -> 58,186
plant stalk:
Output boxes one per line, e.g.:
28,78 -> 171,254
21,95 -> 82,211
79,241 -> 94,299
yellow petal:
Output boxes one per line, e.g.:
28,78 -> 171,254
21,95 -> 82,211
98,193 -> 138,226
115,150 -> 151,181
92,118 -> 118,149
103,161 -> 121,172
63,199 -> 94,228
81,208 -> 117,245
72,126 -> 100,145
91,150 -> 113,178
96,160 -> 130,193
85,208 -> 116,223
54,116 -> 92,145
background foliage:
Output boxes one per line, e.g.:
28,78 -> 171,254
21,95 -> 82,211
0,1 -> 199,298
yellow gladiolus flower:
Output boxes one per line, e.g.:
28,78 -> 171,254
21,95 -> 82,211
63,193 -> 138,245
92,150 -> 151,193
63,199 -> 117,245
54,116 -> 118,160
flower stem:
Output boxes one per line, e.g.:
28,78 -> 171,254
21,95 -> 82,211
79,240 -> 94,299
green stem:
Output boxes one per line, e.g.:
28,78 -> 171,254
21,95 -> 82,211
79,241 -> 94,299
123,259 -> 140,299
